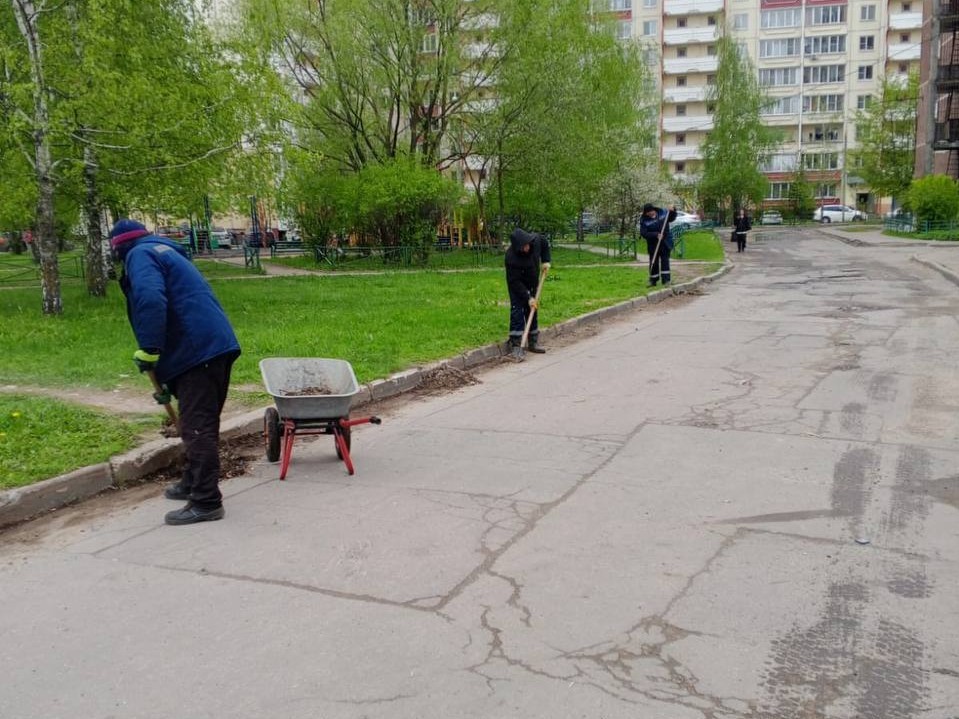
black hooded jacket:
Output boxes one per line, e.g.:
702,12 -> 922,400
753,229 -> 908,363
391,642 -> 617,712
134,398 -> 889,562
505,228 -> 551,300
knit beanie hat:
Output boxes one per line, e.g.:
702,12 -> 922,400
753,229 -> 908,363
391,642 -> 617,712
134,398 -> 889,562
109,219 -> 150,249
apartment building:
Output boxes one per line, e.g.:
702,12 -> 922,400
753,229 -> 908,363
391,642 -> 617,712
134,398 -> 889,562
618,0 -> 923,213
916,1 -> 959,179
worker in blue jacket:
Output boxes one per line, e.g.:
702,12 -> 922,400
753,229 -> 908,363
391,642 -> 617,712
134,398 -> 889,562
638,204 -> 678,287
110,219 -> 241,526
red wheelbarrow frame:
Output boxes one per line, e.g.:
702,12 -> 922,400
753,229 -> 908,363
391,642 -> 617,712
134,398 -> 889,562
264,411 -> 381,479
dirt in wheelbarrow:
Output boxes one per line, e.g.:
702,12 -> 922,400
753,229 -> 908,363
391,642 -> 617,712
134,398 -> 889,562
282,383 -> 333,396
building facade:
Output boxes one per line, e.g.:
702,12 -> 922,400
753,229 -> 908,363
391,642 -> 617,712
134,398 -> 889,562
618,0 -> 922,213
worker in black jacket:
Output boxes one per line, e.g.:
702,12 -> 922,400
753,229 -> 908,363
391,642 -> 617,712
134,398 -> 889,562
505,228 -> 551,353
638,203 -> 678,287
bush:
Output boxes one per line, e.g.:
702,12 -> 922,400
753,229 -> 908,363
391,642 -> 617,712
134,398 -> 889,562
905,175 -> 959,224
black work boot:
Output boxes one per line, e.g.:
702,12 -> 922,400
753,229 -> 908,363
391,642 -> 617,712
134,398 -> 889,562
527,337 -> 546,354
164,482 -> 191,501
165,502 -> 224,526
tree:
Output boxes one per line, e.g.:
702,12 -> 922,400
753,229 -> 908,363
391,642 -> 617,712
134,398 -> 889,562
905,175 -> 959,224
851,74 -> 918,206
785,166 -> 815,221
1,0 -> 253,311
700,34 -> 781,223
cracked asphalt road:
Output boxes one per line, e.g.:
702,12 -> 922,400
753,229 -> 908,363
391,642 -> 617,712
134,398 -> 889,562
2,227 -> 958,718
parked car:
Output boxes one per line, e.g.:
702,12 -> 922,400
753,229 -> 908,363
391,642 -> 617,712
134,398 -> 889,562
670,210 -> 701,228
812,205 -> 866,223
210,226 -> 231,249
760,210 -> 783,225
155,225 -> 189,241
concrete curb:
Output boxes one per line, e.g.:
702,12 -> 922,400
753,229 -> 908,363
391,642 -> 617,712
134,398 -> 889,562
0,263 -> 732,529
911,255 -> 959,287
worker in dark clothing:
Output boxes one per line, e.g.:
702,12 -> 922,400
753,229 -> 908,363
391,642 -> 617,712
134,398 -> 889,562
505,228 -> 552,353
110,219 -> 241,526
638,203 -> 677,287
733,208 -> 752,253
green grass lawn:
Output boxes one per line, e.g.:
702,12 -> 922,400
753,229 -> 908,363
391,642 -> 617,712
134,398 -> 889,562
0,256 -> 722,488
0,395 -> 147,489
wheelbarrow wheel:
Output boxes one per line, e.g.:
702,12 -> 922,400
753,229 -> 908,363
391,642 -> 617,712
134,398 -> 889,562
264,407 -> 281,462
335,423 -> 352,460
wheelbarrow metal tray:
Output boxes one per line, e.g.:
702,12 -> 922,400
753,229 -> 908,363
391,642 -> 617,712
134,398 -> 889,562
259,357 -> 360,420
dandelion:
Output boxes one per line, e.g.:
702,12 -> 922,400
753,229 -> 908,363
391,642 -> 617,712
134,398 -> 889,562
11,411 -> 22,419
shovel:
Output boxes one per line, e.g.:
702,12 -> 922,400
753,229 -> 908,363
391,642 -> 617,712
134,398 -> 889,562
513,265 -> 549,361
146,369 -> 179,436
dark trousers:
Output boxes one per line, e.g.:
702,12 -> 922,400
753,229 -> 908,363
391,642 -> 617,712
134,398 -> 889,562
170,353 -> 236,508
645,238 -> 672,284
736,232 -> 747,252
508,292 -> 538,342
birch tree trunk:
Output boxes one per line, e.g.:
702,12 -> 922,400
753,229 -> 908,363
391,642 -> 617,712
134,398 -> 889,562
11,0 -> 61,314
82,143 -> 108,297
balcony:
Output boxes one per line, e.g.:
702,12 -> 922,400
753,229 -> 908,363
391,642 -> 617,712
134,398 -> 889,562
663,27 -> 719,46
662,115 -> 714,132
461,13 -> 498,30
662,145 -> 703,161
463,42 -> 499,59
663,56 -> 719,75
887,43 -> 921,62
937,65 -> 959,86
664,0 -> 722,15
663,86 -> 708,103
940,2 -> 959,30
888,12 -> 922,30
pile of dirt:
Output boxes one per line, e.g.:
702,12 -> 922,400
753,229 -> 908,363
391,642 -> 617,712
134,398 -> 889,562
417,365 -> 481,394
282,384 -> 333,397
133,434 -> 262,486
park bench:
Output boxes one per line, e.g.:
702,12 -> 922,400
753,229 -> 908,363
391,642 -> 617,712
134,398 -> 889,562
435,236 -> 452,251
269,240 -> 305,258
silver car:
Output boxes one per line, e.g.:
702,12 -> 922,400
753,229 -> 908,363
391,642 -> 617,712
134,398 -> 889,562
813,205 -> 865,223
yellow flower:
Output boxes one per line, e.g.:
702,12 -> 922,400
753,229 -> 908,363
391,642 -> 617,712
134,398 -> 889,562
11,411 -> 21,418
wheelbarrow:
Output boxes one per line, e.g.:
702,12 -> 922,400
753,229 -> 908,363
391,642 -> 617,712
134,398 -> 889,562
259,358 -> 381,479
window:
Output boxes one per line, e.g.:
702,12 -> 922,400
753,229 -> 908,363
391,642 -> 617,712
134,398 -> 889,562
767,182 -> 792,200
760,67 -> 799,86
806,35 -> 846,54
760,38 -> 801,58
707,45 -> 717,57
609,0 -> 631,9
807,5 -> 846,25
643,0 -> 655,7
762,154 -> 798,172
676,76 -> 687,87
761,8 -> 801,28
804,65 -> 845,83
803,152 -> 840,170
420,31 -> 438,53
902,2 -> 911,11
900,34 -> 910,43
815,183 -> 837,198
677,47 -> 687,58
762,96 -> 800,115
733,14 -> 748,30
804,94 -> 844,112
860,36 -> 875,51
858,66 -> 873,80
808,125 -> 842,142
642,20 -> 657,36
617,20 -> 631,40
677,17 -> 687,28
676,133 -> 686,145
707,16 -> 717,26
899,63 -> 909,73
706,102 -> 715,114
675,162 -> 685,173
857,95 -> 873,109
676,104 -> 687,116
706,74 -> 716,85
861,5 -> 876,20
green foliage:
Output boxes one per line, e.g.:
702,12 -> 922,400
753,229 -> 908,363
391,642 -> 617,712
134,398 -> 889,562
905,175 -> 959,223
785,167 -> 816,220
851,74 -> 918,203
0,395 -> 141,489
700,35 -> 782,220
